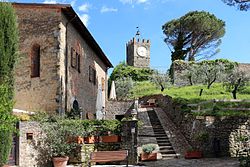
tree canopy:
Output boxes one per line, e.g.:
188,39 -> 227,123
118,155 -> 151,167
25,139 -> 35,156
109,62 -> 153,82
222,0 -> 250,10
162,11 -> 225,62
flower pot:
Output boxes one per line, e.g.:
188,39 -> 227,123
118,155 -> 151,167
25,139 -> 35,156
140,152 -> 157,161
84,136 -> 98,144
67,136 -> 84,144
52,156 -> 69,167
101,135 -> 121,143
184,150 -> 202,159
76,136 -> 84,144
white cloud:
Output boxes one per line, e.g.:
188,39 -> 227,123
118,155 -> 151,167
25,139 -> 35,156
119,0 -> 149,4
100,6 -> 118,13
70,0 -> 76,7
78,3 -> 91,12
43,0 -> 57,4
79,14 -> 90,27
137,0 -> 148,4
119,0 -> 132,4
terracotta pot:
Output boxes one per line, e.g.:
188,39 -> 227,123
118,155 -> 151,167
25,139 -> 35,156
52,156 -> 69,167
76,136 -> 84,144
84,136 -> 98,143
67,136 -> 84,144
140,152 -> 157,161
101,135 -> 121,143
184,150 -> 202,159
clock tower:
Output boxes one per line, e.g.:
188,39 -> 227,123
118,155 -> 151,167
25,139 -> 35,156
126,29 -> 150,68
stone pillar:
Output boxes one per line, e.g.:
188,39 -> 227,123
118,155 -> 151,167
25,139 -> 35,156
122,120 -> 138,165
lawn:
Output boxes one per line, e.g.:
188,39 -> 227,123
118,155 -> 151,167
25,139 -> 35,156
131,81 -> 250,116
131,82 -> 250,101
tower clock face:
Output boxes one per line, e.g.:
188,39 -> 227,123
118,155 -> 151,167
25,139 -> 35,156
137,46 -> 147,57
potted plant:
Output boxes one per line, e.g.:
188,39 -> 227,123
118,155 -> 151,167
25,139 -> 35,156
185,131 -> 209,159
141,144 -> 157,161
40,119 -> 78,167
82,120 -> 98,144
100,120 -> 122,143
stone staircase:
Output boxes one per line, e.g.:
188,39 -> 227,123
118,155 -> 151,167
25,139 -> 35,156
147,110 -> 177,159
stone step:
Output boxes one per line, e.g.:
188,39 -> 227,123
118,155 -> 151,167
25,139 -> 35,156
154,134 -> 168,137
154,129 -> 164,132
162,155 -> 177,160
159,147 -> 174,151
153,128 -> 165,131
159,145 -> 173,149
154,133 -> 166,135
160,150 -> 176,154
161,154 -> 178,158
158,143 -> 172,146
156,136 -> 169,139
157,140 -> 171,144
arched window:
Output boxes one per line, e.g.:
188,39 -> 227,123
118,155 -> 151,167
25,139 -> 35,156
31,44 -> 40,78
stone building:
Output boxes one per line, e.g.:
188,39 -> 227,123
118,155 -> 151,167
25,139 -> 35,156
13,3 -> 113,116
126,31 -> 150,68
7,3 -> 113,166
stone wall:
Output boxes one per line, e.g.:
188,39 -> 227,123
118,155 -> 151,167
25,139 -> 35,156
18,121 -> 42,167
14,5 -> 61,113
105,100 -> 134,120
156,95 -> 250,157
17,120 -> 135,166
238,63 -> 250,78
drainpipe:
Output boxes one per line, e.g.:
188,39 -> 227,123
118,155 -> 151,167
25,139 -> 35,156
64,15 -> 76,115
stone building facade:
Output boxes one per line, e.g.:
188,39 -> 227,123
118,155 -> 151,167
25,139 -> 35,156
13,3 -> 112,115
126,36 -> 150,68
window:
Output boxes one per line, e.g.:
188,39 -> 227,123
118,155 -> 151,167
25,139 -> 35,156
71,48 -> 76,68
71,47 -> 81,73
77,52 -> 80,72
89,66 -> 96,85
31,44 -> 40,78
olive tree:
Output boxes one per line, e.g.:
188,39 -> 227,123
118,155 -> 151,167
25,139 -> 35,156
115,77 -> 134,100
223,68 -> 249,99
162,11 -> 225,62
150,70 -> 171,92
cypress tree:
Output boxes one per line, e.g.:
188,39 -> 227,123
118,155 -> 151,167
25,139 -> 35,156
0,2 -> 19,166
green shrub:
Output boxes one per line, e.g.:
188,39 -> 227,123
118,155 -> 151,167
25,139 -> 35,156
0,129 -> 12,166
142,144 -> 157,154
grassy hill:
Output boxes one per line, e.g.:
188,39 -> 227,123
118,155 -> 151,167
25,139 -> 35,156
131,82 -> 250,101
131,82 -> 250,116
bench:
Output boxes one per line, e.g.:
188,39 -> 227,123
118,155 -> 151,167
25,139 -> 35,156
147,99 -> 156,106
88,150 -> 128,167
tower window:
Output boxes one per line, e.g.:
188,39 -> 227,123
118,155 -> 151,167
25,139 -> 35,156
31,44 -> 40,78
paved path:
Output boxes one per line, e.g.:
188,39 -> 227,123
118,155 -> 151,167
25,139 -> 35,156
76,158 -> 239,167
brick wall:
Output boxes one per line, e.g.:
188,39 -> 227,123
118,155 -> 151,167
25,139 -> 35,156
14,6 -> 61,113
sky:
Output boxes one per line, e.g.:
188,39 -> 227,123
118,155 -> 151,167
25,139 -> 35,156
11,0 -> 250,73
